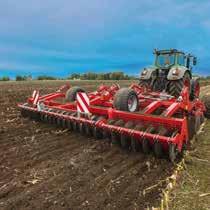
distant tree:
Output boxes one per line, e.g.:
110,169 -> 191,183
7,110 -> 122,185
0,76 -> 10,81
67,71 -> 136,80
37,75 -> 56,80
16,75 -> 27,81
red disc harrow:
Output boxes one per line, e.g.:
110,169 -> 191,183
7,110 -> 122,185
18,83 -> 206,161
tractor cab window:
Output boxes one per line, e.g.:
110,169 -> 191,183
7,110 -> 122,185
156,54 -> 175,68
178,54 -> 185,66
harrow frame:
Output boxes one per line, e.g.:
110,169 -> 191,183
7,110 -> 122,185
18,83 -> 206,161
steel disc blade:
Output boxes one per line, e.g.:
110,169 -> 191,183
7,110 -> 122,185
142,138 -> 150,154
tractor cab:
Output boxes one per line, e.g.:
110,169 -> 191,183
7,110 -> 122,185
139,49 -> 198,97
154,49 -> 197,70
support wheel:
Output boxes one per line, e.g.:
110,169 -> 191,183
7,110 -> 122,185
114,88 -> 139,112
65,86 -> 85,102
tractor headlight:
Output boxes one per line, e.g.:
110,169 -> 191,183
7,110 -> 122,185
141,69 -> 148,76
172,68 -> 179,76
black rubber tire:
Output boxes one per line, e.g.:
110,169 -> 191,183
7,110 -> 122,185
168,72 -> 191,97
65,86 -> 85,102
113,88 -> 139,112
120,121 -> 134,149
153,141 -> 163,158
142,138 -> 150,154
139,79 -> 152,89
152,79 -> 165,92
190,78 -> 200,100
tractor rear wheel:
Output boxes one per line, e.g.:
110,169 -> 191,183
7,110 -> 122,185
168,72 -> 191,97
114,88 -> 139,112
65,86 -> 85,102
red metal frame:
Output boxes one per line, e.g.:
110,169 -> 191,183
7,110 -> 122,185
18,83 -> 206,153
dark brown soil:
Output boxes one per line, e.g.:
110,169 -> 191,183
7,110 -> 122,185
0,81 -> 175,210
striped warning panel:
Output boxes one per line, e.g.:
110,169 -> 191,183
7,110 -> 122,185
32,90 -> 40,106
76,92 -> 90,113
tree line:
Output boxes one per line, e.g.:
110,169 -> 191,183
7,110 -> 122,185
0,72 -> 136,81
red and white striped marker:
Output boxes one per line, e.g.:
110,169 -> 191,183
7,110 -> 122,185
32,90 -> 40,106
76,92 -> 90,114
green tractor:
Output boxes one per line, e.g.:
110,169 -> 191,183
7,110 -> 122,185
139,49 -> 199,98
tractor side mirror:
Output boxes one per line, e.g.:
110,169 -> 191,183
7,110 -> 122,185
193,57 -> 197,65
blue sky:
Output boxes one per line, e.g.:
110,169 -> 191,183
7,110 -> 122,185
0,0 -> 210,78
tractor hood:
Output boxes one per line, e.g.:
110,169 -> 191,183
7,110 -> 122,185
140,65 -> 191,81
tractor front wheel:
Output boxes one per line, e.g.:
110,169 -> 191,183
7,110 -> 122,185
168,72 -> 191,97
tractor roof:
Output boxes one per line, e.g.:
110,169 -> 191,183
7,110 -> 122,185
154,49 -> 185,55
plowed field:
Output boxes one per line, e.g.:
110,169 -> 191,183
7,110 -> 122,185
0,81 -> 178,210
